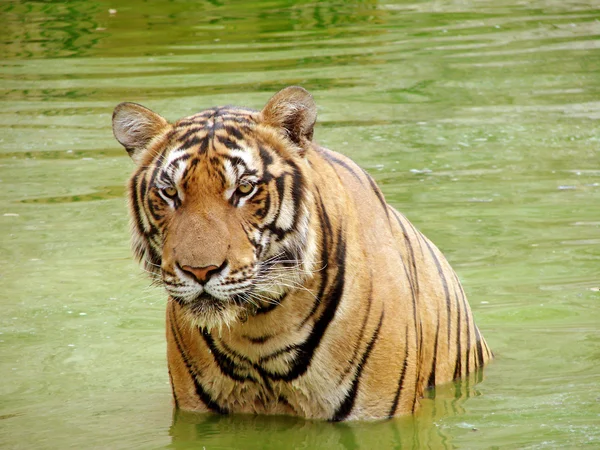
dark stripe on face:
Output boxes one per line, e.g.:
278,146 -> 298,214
183,134 -> 207,151
362,168 -> 390,220
201,329 -> 258,383
388,325 -> 410,417
243,333 -> 275,344
224,125 -> 245,141
259,145 -> 274,169
287,161 -> 305,230
224,155 -> 250,177
331,309 -> 384,422
168,307 -> 228,414
178,127 -> 206,143
169,152 -> 192,168
222,116 -> 254,125
254,292 -> 287,315
264,175 -> 289,239
147,198 -> 164,222
182,157 -> 201,187
216,134 -> 239,150
144,168 -> 166,231
319,148 -> 364,184
129,171 -> 144,234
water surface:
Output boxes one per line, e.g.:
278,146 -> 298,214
1,0 -> 599,448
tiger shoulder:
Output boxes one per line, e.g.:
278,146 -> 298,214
112,86 -> 492,421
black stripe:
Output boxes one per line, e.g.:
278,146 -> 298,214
254,292 -> 287,315
404,219 -> 426,259
135,172 -> 162,246
388,208 -> 421,375
243,333 -> 275,344
389,208 -> 420,295
423,239 -> 453,348
474,326 -> 485,368
147,197 -> 164,222
224,125 -> 244,141
427,316 -> 439,389
339,278 -> 373,380
299,191 -> 330,327
200,329 -> 258,383
319,148 -> 364,184
390,212 -> 421,413
256,186 -> 271,220
216,134 -> 238,149
388,325 -> 410,417
224,155 -> 247,174
129,171 -> 143,234
221,115 -> 254,125
331,309 -> 384,422
183,134 -> 205,150
168,368 -> 179,409
259,145 -> 274,168
453,284 -> 463,380
265,175 -> 288,239
454,276 -> 471,374
287,160 -> 305,230
266,222 -> 346,381
168,307 -> 228,414
362,168 -> 389,219
177,127 -> 206,143
169,152 -> 191,168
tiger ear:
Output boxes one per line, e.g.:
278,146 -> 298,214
261,86 -> 317,152
112,102 -> 170,161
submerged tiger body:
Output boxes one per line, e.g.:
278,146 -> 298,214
112,87 -> 491,421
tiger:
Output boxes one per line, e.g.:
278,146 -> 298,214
112,86 -> 492,421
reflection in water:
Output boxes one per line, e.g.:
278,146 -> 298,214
2,1 -> 104,59
169,374 -> 484,450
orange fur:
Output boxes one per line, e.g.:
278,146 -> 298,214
113,86 -> 492,420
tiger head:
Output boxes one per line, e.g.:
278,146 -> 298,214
112,87 -> 319,330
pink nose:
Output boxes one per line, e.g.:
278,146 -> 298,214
180,264 -> 220,283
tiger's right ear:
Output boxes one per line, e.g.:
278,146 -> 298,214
112,102 -> 170,161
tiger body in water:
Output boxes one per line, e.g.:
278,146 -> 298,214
112,86 -> 492,421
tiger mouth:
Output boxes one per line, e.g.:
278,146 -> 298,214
171,292 -> 246,310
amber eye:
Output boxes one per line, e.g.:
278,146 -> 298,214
162,186 -> 178,198
236,181 -> 254,196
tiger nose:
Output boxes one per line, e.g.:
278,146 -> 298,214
179,264 -> 221,284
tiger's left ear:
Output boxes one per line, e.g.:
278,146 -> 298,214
261,86 -> 317,154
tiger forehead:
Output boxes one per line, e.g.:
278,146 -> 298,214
157,108 -> 265,188
174,106 -> 258,133
165,106 -> 259,155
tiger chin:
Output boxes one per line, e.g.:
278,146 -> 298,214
112,86 -> 492,421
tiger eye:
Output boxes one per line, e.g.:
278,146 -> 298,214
163,186 -> 178,198
237,182 -> 254,195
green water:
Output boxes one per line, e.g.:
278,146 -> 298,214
1,0 -> 599,448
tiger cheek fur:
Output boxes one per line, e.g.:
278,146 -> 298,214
112,86 -> 492,421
